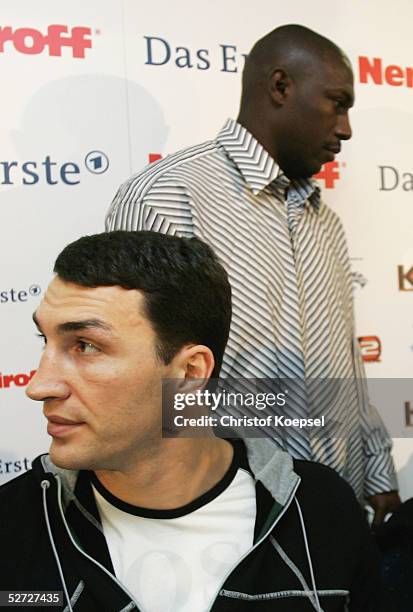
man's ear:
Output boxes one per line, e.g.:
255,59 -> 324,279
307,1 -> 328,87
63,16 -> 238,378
268,68 -> 292,105
184,345 -> 215,381
171,344 -> 215,388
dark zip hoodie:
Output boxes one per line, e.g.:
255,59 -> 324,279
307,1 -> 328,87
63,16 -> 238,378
0,439 -> 391,611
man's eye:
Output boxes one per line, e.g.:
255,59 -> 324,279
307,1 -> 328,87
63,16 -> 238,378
77,341 -> 100,354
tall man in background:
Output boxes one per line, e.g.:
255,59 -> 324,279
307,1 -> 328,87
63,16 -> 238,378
106,24 -> 400,522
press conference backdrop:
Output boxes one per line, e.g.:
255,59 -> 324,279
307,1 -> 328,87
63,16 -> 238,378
1,0 -> 413,499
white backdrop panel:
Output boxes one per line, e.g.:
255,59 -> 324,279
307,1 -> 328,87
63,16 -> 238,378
1,0 -> 412,499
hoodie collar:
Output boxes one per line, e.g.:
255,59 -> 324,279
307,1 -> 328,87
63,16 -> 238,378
34,438 -> 299,509
244,438 -> 300,505
217,118 -> 321,211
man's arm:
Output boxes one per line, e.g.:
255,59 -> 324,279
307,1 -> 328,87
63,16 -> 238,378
353,339 -> 401,523
332,211 -> 401,521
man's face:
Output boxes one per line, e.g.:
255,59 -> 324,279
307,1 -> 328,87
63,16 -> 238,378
27,276 -> 172,472
276,53 -> 354,179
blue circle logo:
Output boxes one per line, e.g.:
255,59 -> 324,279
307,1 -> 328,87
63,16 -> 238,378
84,150 -> 109,174
29,284 -> 41,297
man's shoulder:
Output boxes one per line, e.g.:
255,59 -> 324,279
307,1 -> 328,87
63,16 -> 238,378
294,458 -> 352,489
116,137 -> 221,200
292,459 -> 371,551
293,459 -> 361,510
0,469 -> 45,543
0,469 -> 39,508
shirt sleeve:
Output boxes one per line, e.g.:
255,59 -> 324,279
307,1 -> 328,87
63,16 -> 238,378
333,209 -> 398,499
352,339 -> 399,498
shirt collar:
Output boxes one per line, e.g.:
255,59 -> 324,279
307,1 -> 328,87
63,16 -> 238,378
217,119 -> 321,210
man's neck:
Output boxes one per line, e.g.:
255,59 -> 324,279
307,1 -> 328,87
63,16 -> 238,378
94,437 -> 234,510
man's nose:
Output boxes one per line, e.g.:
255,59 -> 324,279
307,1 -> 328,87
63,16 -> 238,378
336,112 -> 352,141
26,352 -> 69,402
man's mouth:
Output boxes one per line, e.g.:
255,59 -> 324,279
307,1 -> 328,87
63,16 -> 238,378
324,143 -> 341,155
321,144 -> 341,163
46,415 -> 85,437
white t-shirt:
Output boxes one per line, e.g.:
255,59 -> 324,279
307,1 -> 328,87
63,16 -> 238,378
92,445 -> 256,612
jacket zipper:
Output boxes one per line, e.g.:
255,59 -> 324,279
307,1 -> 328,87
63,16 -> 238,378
206,477 -> 301,612
52,474 -> 142,611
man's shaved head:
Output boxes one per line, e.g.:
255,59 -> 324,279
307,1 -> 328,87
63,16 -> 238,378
249,24 -> 345,67
241,24 -> 349,109
238,24 -> 354,179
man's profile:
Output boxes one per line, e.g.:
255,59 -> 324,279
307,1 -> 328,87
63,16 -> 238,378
0,230 -> 391,611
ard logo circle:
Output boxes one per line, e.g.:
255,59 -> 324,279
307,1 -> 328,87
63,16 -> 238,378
29,284 -> 41,297
84,150 -> 109,174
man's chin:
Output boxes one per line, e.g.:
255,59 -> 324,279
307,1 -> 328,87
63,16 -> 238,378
310,162 -> 324,178
281,161 -> 319,181
49,443 -> 89,471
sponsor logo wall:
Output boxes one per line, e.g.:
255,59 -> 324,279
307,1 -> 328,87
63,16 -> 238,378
1,0 -> 412,500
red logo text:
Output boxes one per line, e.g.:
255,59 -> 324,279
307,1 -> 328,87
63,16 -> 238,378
149,153 -> 162,164
0,25 -> 92,58
314,161 -> 340,189
359,56 -> 413,88
358,336 -> 381,362
0,370 -> 36,389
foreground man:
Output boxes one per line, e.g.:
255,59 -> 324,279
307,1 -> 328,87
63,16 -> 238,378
106,24 -> 400,521
0,231 -> 392,611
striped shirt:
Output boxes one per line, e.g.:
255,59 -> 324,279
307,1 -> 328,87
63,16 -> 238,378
106,119 -> 397,500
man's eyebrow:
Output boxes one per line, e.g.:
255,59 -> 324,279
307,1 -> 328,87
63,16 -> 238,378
32,312 -> 112,334
56,319 -> 113,334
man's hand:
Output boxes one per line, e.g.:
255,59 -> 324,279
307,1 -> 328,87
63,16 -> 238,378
368,491 -> 401,529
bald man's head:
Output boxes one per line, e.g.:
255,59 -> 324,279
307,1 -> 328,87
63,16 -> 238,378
241,25 -> 348,94
238,24 -> 354,179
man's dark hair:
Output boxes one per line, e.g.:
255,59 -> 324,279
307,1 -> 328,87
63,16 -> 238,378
54,231 -> 231,379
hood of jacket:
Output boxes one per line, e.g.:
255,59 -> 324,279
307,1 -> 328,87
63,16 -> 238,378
32,437 -> 300,510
